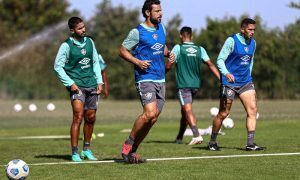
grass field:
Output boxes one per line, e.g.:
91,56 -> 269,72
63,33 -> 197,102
0,100 -> 300,179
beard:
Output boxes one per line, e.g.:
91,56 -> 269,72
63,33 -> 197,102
150,17 -> 161,25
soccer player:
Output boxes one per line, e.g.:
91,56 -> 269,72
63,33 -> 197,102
54,17 -> 103,162
208,18 -> 265,151
119,0 -> 175,163
165,26 -> 220,145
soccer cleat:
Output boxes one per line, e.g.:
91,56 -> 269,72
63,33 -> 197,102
81,149 -> 98,161
121,143 -> 133,162
127,153 -> 146,164
208,142 -> 220,151
72,153 -> 83,162
174,139 -> 183,144
245,143 -> 265,151
188,135 -> 203,145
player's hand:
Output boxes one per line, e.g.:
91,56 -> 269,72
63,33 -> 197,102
96,84 -> 103,95
70,83 -> 80,93
225,73 -> 235,83
168,52 -> 175,63
137,59 -> 152,70
102,86 -> 109,98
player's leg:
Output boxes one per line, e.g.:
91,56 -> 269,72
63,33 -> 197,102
239,83 -> 264,150
70,99 -> 84,161
81,89 -> 99,160
178,89 -> 202,145
208,85 -> 234,150
121,82 -> 160,163
175,109 -> 188,143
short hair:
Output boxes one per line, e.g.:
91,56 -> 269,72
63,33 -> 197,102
180,26 -> 192,37
68,17 -> 83,29
142,0 -> 161,18
241,18 -> 256,28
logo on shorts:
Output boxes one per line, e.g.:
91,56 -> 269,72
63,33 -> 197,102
144,92 -> 153,100
227,89 -> 234,96
81,49 -> 86,55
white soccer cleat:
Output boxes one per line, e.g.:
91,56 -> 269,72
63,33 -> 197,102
188,135 -> 203,145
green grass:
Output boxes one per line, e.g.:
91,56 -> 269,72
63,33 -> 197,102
0,100 -> 300,179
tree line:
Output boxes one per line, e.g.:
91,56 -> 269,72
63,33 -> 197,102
0,0 -> 299,100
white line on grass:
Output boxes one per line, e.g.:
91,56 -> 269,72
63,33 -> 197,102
0,135 -> 71,140
6,152 -> 299,166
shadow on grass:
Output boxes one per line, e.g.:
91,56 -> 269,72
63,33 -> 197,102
35,154 -> 71,160
192,146 -> 246,151
144,140 -> 176,144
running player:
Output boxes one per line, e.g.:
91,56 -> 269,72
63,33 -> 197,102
119,0 -> 175,163
166,26 -> 220,145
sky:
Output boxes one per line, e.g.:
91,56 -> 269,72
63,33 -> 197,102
68,0 -> 299,30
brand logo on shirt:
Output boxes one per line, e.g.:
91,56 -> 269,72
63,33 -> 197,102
79,58 -> 91,69
244,47 -> 249,53
240,55 -> 250,65
152,34 -> 158,40
81,49 -> 86,55
151,43 -> 163,51
186,47 -> 197,56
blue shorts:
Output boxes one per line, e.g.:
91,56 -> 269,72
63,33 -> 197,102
220,82 -> 255,100
135,82 -> 165,112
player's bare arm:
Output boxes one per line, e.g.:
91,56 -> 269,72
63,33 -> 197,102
204,60 -> 221,80
119,46 -> 151,70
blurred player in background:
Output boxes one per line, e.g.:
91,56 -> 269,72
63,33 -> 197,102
54,17 -> 103,162
208,18 -> 265,151
98,54 -> 109,98
119,0 -> 175,163
166,26 -> 220,145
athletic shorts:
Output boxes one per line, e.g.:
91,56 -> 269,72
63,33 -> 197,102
135,82 -> 165,112
178,88 -> 198,106
220,82 -> 255,100
68,87 -> 99,110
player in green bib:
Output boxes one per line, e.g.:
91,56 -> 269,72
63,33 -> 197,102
166,26 -> 220,145
54,17 -> 103,162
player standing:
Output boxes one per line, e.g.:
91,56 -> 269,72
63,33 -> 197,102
208,18 -> 265,151
54,17 -> 103,162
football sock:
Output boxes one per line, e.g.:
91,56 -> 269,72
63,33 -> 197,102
125,136 -> 135,145
83,142 -> 90,151
191,125 -> 200,137
210,132 -> 219,144
72,146 -> 78,155
131,144 -> 138,153
247,131 -> 255,145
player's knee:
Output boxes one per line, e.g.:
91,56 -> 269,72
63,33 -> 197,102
144,111 -> 157,122
218,111 -> 229,119
73,112 -> 83,123
247,109 -> 257,119
85,113 -> 96,123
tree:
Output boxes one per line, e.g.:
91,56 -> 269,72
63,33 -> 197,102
88,0 -> 140,99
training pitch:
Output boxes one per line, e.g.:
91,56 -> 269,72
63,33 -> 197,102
0,100 -> 299,179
